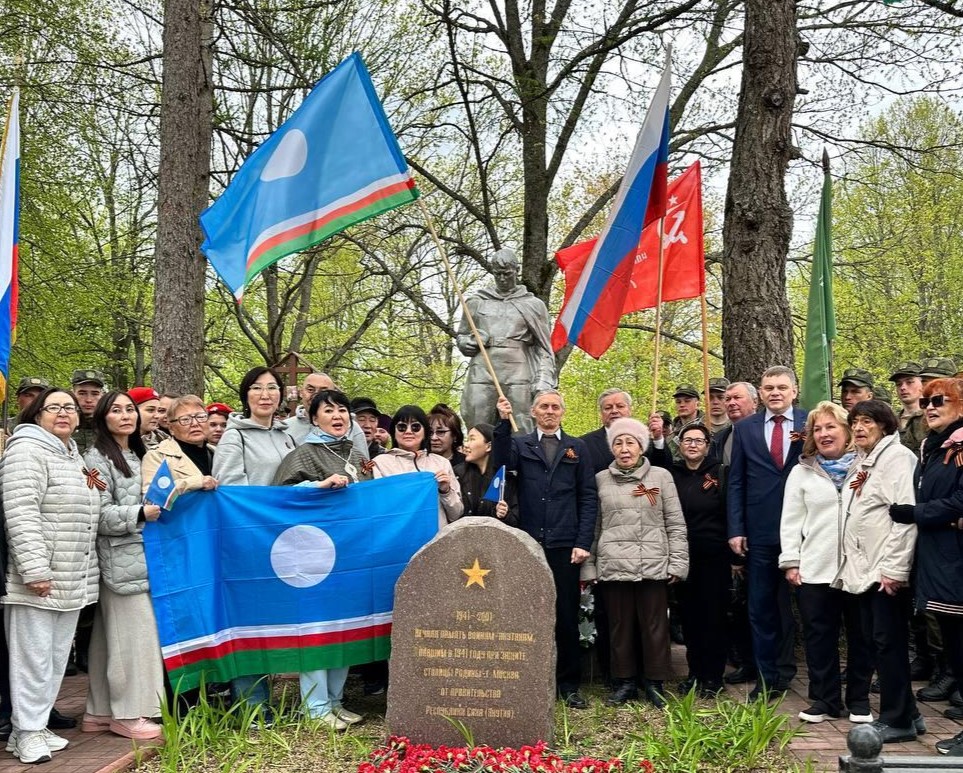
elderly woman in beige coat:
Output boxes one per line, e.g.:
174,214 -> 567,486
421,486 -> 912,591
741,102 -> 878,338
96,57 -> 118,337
581,417 -> 687,708
1,388 -> 100,764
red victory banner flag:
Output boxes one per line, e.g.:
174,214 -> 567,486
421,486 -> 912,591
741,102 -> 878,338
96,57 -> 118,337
553,160 -> 704,347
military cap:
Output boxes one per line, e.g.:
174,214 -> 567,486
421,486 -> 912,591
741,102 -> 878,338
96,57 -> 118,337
15,376 -> 48,395
71,369 -> 106,387
673,383 -> 699,399
350,396 -> 380,417
919,357 -> 957,379
838,368 -> 874,389
872,385 -> 893,406
706,377 -> 730,394
889,361 -> 922,382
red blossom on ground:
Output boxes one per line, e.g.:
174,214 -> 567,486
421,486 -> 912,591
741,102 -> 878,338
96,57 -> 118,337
358,740 -> 652,773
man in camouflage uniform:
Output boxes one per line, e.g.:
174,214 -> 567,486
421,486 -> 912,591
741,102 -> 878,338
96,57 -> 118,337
71,369 -> 106,456
705,377 -> 731,436
838,367 -> 874,411
889,361 -> 926,456
6,377 -> 48,435
665,383 -> 704,462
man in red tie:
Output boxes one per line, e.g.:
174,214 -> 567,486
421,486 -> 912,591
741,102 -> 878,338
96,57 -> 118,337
727,366 -> 808,702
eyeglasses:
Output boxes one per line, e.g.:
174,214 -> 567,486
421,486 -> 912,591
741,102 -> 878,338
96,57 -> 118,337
42,403 -> 78,414
681,438 -> 707,446
172,412 -> 210,426
920,395 -> 955,409
430,428 -> 451,436
249,385 -> 280,393
396,422 -> 423,433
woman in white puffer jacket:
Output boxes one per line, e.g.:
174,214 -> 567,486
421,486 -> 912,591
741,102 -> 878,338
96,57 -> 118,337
1,387 -> 100,764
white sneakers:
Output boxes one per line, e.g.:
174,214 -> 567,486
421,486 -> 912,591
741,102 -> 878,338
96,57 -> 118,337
6,728 -> 69,764
332,706 -> 363,725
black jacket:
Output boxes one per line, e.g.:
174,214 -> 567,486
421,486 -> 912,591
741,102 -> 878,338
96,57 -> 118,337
453,460 -> 520,526
649,451 -> 728,549
492,420 -> 598,550
914,418 -> 963,611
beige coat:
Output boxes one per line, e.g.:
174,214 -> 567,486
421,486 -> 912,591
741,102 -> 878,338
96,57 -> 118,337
141,437 -> 208,496
581,460 -> 688,583
371,449 -> 463,529
833,433 -> 918,594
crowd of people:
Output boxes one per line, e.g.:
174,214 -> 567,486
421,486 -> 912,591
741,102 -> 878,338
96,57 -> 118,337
1,354 -> 963,763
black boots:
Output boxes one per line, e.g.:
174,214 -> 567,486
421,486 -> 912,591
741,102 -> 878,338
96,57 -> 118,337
643,679 -> 666,709
606,679 -> 639,705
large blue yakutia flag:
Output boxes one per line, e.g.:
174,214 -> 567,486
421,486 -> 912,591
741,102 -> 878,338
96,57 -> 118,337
199,51 -> 419,302
142,473 -> 438,690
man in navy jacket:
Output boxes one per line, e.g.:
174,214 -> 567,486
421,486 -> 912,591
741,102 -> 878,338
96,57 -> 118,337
493,391 -> 598,709
727,365 -> 807,700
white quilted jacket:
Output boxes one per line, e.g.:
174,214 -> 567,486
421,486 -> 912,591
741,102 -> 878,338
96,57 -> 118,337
1,423 -> 100,609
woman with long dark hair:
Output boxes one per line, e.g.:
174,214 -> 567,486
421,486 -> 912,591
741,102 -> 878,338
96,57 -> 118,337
81,391 -> 164,741
452,423 -> 518,525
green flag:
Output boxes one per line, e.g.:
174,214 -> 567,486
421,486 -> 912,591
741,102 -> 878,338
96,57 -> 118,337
800,149 -> 837,409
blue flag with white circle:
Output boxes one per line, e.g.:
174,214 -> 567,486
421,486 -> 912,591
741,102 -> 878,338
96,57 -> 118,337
142,473 -> 438,690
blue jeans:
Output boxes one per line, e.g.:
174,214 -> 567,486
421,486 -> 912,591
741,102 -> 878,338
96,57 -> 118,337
230,674 -> 270,707
300,667 -> 349,718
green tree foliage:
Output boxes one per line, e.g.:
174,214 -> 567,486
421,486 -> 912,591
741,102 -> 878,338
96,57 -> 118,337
792,97 -> 963,384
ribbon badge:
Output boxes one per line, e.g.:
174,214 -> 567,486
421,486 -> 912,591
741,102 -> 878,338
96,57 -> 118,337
790,430 -> 806,444
702,474 -> 719,491
943,442 -> 963,468
360,459 -> 377,475
564,448 -> 578,461
84,467 -> 108,491
633,484 -> 660,505
849,470 -> 869,497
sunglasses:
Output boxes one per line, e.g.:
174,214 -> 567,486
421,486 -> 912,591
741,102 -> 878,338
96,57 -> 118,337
396,421 -> 423,433
920,395 -> 955,409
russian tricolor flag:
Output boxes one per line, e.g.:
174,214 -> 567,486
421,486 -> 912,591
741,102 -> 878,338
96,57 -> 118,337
552,55 -> 671,359
0,90 -> 19,401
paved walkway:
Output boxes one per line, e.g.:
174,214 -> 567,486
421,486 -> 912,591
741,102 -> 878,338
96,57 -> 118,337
0,674 -> 159,773
1,654 -> 960,773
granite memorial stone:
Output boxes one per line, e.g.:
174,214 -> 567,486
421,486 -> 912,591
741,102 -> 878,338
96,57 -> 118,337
387,517 -> 556,746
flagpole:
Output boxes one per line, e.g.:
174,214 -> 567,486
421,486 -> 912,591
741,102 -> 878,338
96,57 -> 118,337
823,148 -> 835,394
700,293 -> 710,400
416,196 -> 518,432
651,216 -> 666,415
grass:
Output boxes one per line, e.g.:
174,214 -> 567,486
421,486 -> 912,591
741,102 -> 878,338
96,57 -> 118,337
133,676 -> 809,773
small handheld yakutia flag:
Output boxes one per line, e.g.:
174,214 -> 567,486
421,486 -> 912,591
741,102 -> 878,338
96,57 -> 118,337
200,52 -> 419,301
482,465 -> 506,503
142,473 -> 438,690
145,459 -> 179,510
552,52 -> 671,359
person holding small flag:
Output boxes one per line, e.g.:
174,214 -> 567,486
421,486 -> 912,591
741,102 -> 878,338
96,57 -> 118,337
452,423 -> 518,526
81,392 -> 164,741
141,396 -> 218,500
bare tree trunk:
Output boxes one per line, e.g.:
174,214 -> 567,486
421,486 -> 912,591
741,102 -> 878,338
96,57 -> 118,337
721,0 -> 800,383
151,0 -> 213,394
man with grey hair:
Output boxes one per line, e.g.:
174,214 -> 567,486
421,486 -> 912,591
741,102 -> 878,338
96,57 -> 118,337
581,388 -> 633,474
456,248 -> 557,434
493,390 -> 597,709
727,365 -> 807,701
283,371 -> 368,458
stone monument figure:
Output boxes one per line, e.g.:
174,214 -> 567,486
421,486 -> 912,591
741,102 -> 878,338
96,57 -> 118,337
456,249 -> 557,434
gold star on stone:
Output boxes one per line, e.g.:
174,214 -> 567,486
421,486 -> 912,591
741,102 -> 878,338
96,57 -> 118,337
461,559 -> 491,589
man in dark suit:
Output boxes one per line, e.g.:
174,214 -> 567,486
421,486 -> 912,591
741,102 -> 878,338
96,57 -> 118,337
493,391 -> 598,709
581,388 -> 633,474
727,365 -> 807,700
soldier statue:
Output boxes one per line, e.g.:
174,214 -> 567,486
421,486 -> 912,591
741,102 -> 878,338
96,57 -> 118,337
456,248 -> 557,433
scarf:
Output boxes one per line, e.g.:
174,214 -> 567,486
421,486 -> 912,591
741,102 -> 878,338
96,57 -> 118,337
817,451 -> 856,490
305,427 -> 349,445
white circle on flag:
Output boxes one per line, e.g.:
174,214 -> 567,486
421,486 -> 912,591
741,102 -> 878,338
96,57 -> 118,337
157,476 -> 172,489
261,129 -> 308,182
270,525 -> 336,588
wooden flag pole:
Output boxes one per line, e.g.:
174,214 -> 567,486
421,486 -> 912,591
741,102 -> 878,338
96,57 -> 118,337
651,216 -> 667,415
700,293 -> 710,401
417,196 -> 518,432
